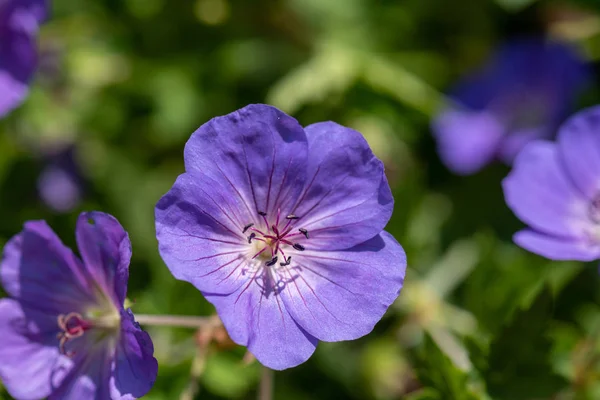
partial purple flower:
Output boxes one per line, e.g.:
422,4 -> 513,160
503,105 -> 600,261
37,145 -> 84,213
0,212 -> 158,399
433,37 -> 589,175
0,0 -> 48,117
155,104 -> 406,370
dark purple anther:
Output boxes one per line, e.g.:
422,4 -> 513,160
243,223 -> 254,233
299,228 -> 309,239
280,256 -> 292,266
248,233 -> 256,243
293,243 -> 305,251
266,257 -> 278,267
258,211 -> 267,217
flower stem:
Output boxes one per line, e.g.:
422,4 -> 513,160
258,366 -> 273,400
134,314 -> 218,329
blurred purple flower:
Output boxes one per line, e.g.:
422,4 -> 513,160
503,106 -> 600,261
433,38 -> 589,175
0,212 -> 158,399
155,104 -> 406,370
0,0 -> 48,117
37,146 -> 83,213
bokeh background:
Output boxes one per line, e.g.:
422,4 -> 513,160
2,0 -> 600,399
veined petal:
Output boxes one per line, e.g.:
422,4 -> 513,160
558,105 -> 600,199
1,220 -> 95,314
290,122 -> 393,250
280,232 -> 405,342
183,104 -> 308,216
48,348 -> 112,400
75,212 -> 132,306
0,299 -> 61,400
111,309 -> 157,399
502,140 -> 589,238
205,284 -> 318,370
514,230 -> 600,261
155,173 -> 251,295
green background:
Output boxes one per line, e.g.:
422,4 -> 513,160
2,0 -> 600,399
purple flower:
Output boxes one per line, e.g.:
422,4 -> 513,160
432,37 -> 589,175
155,104 -> 406,370
0,0 -> 47,117
503,106 -> 600,261
37,146 -> 84,213
0,212 -> 158,399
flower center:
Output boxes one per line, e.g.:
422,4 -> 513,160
56,308 -> 121,357
242,209 -> 307,268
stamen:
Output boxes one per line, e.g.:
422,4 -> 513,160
247,233 -> 256,243
56,312 -> 89,357
258,211 -> 267,217
299,228 -> 309,239
293,243 -> 305,251
266,257 -> 278,267
280,256 -> 292,266
242,223 -> 254,233
286,214 -> 299,220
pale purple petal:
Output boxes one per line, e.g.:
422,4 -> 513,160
205,287 -> 318,370
1,221 -> 95,314
155,173 -> 251,295
0,299 -> 60,400
502,140 -> 589,238
432,109 -> 504,175
75,212 -> 132,306
279,232 -> 405,341
183,104 -> 308,216
558,105 -> 600,199
290,122 -> 393,250
497,126 -> 548,165
514,230 -> 600,261
111,309 -> 157,399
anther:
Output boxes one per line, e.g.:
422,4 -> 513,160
258,211 -> 267,217
299,228 -> 309,239
293,243 -> 305,251
242,223 -> 254,233
280,256 -> 292,266
286,214 -> 299,220
247,233 -> 256,244
266,256 -> 278,267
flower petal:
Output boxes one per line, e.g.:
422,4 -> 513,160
514,229 -> 600,261
205,285 -> 318,370
289,122 -> 393,250
432,109 -> 504,174
279,232 -> 405,341
155,173 -> 251,295
0,0 -> 46,118
75,212 -> 132,306
502,140 -> 589,238
1,221 -> 95,314
49,350 -> 112,400
111,309 -> 157,399
0,299 -> 60,400
183,104 -> 308,217
558,105 -> 600,199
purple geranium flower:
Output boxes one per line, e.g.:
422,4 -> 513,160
0,212 -> 158,399
155,104 -> 406,370
0,0 -> 47,117
503,106 -> 600,261
432,37 -> 589,175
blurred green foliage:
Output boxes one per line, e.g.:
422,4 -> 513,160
3,0 -> 600,399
